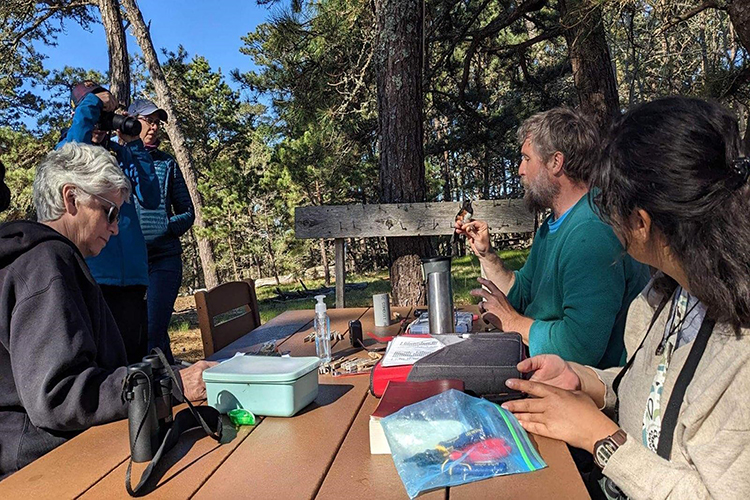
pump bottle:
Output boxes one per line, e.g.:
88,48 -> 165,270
313,295 -> 331,363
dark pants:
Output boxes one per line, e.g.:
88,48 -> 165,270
100,284 -> 148,365
147,255 -> 182,364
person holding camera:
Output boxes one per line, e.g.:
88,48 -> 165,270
59,81 -> 161,364
129,98 -> 195,364
0,143 -> 212,479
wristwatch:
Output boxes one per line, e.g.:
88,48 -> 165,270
593,429 -> 627,469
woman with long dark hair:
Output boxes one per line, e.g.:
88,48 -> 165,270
502,97 -> 750,499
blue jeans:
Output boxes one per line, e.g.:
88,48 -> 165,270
147,254 -> 182,364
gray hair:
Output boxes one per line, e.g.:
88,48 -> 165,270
516,107 -> 600,184
33,142 -> 131,222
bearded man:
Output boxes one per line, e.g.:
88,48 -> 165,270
456,108 -> 649,368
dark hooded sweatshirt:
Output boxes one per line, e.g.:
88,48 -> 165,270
0,221 -> 129,478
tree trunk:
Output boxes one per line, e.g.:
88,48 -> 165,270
727,0 -> 750,52
375,0 -> 430,306
319,239 -> 330,286
98,0 -> 130,108
120,0 -> 219,289
559,0 -> 620,128
314,180 -> 331,286
227,231 -> 239,281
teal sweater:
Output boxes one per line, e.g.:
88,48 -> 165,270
506,195 -> 650,369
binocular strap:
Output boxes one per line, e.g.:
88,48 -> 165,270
125,348 -> 223,497
125,405 -> 223,496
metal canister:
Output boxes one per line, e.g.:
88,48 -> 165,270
422,256 -> 454,334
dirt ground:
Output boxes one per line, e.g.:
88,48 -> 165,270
169,295 -> 204,362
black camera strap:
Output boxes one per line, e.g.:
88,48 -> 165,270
612,294 -> 715,460
124,349 -> 222,497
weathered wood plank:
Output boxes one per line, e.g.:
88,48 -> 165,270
334,238 -> 346,308
192,314 -> 373,500
78,416 -> 258,500
316,393 -> 446,500
0,403 -> 198,500
208,309 -> 315,361
295,200 -> 533,239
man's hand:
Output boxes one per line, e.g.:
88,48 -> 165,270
455,219 -> 492,258
94,90 -> 118,113
502,379 -> 620,453
177,360 -> 217,401
470,277 -> 533,339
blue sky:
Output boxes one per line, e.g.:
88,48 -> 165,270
39,0 -> 275,98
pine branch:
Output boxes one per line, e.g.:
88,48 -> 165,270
661,0 -> 720,33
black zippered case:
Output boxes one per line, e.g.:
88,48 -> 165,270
406,333 -> 528,402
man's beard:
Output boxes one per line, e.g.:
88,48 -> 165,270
523,170 -> 559,213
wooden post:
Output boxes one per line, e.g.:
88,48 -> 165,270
334,238 -> 346,308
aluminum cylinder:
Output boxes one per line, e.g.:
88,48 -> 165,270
422,257 -> 454,334
373,293 -> 391,327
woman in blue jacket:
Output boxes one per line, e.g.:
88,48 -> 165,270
58,82 -> 161,364
129,98 -> 195,364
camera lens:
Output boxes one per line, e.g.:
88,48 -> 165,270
111,114 -> 142,136
98,112 -> 142,136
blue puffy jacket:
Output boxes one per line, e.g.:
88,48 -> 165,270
56,93 -> 160,286
136,148 -> 195,260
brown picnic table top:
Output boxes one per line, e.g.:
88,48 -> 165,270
0,306 -> 589,500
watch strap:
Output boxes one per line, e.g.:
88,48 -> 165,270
594,429 -> 627,469
610,429 -> 627,446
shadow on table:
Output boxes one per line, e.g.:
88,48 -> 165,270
130,415 -> 242,494
296,383 -> 355,416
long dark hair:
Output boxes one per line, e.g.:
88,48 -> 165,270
593,97 -> 750,329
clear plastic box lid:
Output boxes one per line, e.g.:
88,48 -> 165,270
202,355 -> 320,384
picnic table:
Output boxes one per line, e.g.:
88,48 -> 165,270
0,306 -> 589,499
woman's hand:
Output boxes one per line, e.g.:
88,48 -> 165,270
518,354 -> 581,391
177,360 -> 217,401
502,379 -> 620,453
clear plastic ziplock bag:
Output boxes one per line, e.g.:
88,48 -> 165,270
381,389 -> 547,498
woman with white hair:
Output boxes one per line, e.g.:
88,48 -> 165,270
0,142 -> 211,479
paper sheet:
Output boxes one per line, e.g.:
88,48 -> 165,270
380,336 -> 445,367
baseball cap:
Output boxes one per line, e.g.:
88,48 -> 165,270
70,81 -> 107,108
127,99 -> 168,122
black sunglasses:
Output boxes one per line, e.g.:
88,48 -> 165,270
79,189 -> 120,224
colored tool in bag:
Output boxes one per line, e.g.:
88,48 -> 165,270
381,390 -> 546,499
121,348 -> 223,497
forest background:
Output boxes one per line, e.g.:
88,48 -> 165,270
2,0 -> 750,305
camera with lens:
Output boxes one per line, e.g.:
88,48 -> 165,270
123,351 -> 174,463
99,111 -> 142,136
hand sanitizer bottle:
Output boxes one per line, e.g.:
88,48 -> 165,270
314,295 -> 331,364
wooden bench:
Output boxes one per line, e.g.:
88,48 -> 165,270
295,200 -> 535,308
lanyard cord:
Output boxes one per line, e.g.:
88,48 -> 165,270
612,293 -> 715,460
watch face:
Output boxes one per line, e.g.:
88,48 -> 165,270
595,440 -> 617,468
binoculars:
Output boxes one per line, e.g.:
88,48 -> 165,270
123,352 -> 174,463
99,111 -> 142,136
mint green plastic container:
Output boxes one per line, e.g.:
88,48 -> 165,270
202,355 -> 320,417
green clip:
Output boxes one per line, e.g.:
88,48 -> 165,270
228,408 -> 256,426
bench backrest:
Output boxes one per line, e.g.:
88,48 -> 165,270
194,278 -> 261,357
